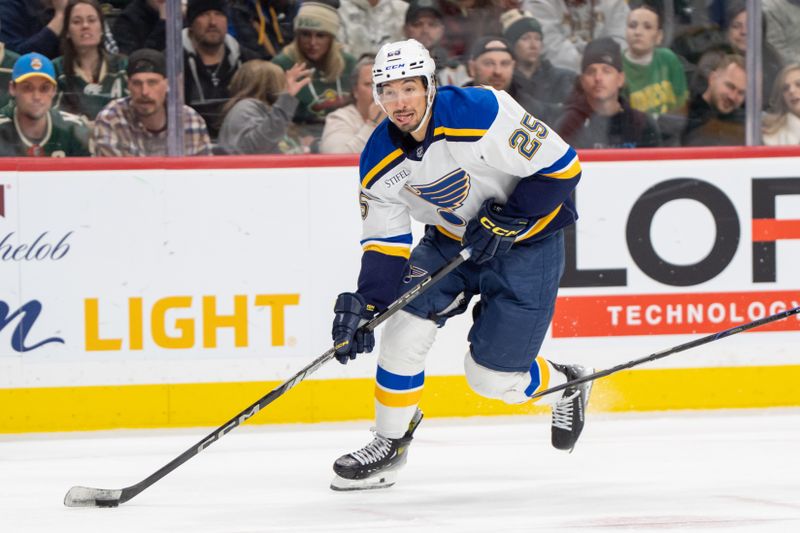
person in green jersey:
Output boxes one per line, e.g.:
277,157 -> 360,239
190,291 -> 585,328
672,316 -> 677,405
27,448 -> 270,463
622,2 -> 688,146
53,0 -> 128,122
271,1 -> 355,149
0,52 -> 90,156
0,41 -> 22,109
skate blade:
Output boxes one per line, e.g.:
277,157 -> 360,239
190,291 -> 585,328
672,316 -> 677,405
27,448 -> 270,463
330,470 -> 398,491
568,368 -> 594,454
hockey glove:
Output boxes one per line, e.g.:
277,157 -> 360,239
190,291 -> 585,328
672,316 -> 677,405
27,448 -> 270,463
332,292 -> 376,364
462,199 -> 529,264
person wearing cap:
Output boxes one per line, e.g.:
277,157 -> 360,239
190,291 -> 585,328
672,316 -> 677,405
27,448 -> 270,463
501,9 -> 575,125
0,41 -> 22,109
463,37 -> 547,123
112,0 -> 169,56
437,0 -> 504,62
53,0 -> 128,123
92,48 -> 213,156
523,0 -> 630,73
556,37 -> 659,149
681,54 -> 746,147
271,0 -> 356,147
403,0 -> 468,87
0,52 -> 90,157
339,0 -> 408,60
228,0 -> 299,60
183,0 -> 258,139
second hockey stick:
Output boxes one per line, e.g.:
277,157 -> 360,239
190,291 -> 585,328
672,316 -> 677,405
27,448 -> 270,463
64,247 -> 472,508
529,304 -> 800,401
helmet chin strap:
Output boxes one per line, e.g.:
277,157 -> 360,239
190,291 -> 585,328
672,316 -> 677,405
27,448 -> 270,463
410,83 -> 436,135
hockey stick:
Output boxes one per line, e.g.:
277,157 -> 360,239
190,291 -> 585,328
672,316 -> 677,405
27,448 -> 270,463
64,248 -> 472,508
529,304 -> 800,401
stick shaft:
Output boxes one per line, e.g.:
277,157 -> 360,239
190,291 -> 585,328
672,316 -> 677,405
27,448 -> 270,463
530,305 -> 800,401
83,248 -> 471,505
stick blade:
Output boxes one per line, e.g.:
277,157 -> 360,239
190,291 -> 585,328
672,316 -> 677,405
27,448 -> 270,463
64,486 -> 123,508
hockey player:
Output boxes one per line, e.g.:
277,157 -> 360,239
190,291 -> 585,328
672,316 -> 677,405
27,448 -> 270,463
329,38 -> 592,491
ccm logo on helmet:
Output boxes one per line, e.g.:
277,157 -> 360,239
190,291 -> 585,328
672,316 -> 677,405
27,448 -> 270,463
386,64 -> 405,71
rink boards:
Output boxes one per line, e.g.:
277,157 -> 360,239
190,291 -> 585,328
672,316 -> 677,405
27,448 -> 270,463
0,147 -> 799,433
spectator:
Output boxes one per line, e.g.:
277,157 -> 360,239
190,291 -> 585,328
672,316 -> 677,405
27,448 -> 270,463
271,1 -> 356,146
523,0 -> 629,73
228,0 -> 298,59
320,55 -> 383,153
762,64 -> 800,146
501,9 -> 575,125
53,0 -> 128,123
218,60 -> 312,154
403,0 -> 469,87
92,48 -> 213,156
112,0 -> 168,55
557,37 -> 660,149
183,0 -> 256,139
338,0 -> 409,60
681,54 -> 746,147
764,0 -> 800,66
438,0 -> 505,62
623,3 -> 687,116
0,52 -> 90,156
0,0 -> 68,58
1,41 -> 22,109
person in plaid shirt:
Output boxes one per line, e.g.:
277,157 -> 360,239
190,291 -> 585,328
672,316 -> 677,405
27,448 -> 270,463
92,48 -> 212,156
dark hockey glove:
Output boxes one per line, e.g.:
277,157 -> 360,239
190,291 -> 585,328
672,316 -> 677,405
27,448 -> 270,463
331,292 -> 376,364
462,199 -> 529,264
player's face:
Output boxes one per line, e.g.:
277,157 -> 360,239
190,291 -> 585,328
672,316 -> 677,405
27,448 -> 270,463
727,11 -> 747,53
68,2 -> 103,50
626,8 -> 662,58
404,14 -> 444,50
128,72 -> 168,118
580,63 -> 624,104
513,32 -> 543,67
782,68 -> 800,117
378,77 -> 428,132
707,63 -> 746,114
190,9 -> 227,48
470,50 -> 514,91
10,77 -> 56,121
296,30 -> 333,63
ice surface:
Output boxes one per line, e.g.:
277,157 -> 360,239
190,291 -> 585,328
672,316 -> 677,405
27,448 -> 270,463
2,409 -> 800,532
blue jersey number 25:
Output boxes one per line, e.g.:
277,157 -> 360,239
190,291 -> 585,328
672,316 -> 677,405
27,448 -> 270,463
508,114 -> 549,160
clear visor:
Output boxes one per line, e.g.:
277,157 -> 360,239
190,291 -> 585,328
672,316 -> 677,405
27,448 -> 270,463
375,80 -> 426,105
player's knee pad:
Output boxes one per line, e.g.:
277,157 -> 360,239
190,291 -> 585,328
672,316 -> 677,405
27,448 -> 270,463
378,310 -> 438,374
464,350 -> 531,405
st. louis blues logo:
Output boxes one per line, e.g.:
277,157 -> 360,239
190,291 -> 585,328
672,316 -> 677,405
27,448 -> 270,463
406,169 -> 470,226
403,265 -> 429,284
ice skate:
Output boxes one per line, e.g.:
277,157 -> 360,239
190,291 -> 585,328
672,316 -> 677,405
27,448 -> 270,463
550,364 -> 593,452
330,409 -> 423,491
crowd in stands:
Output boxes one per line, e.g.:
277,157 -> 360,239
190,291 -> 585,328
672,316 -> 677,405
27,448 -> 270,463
1,0 -> 800,157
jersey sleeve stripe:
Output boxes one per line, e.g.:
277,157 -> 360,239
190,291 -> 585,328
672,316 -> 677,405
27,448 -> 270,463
359,233 -> 413,245
541,158 -> 582,180
362,243 -> 412,258
361,148 -> 405,189
434,126 -> 488,142
538,146 -> 579,177
516,204 -> 563,241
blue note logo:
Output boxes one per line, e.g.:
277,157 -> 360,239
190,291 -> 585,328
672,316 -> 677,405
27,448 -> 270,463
0,300 -> 65,353
406,169 -> 471,226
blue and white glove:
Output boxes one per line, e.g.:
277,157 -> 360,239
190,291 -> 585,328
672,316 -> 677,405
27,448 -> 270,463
331,292 -> 375,364
462,199 -> 529,264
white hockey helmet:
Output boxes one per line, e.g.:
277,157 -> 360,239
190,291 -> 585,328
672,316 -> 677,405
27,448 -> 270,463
372,39 -> 437,134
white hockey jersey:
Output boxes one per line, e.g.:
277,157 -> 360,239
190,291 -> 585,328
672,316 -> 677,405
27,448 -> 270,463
355,85 -> 581,309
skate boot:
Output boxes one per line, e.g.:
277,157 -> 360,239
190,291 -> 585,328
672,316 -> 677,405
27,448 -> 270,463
550,363 -> 593,452
330,409 -> 423,491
